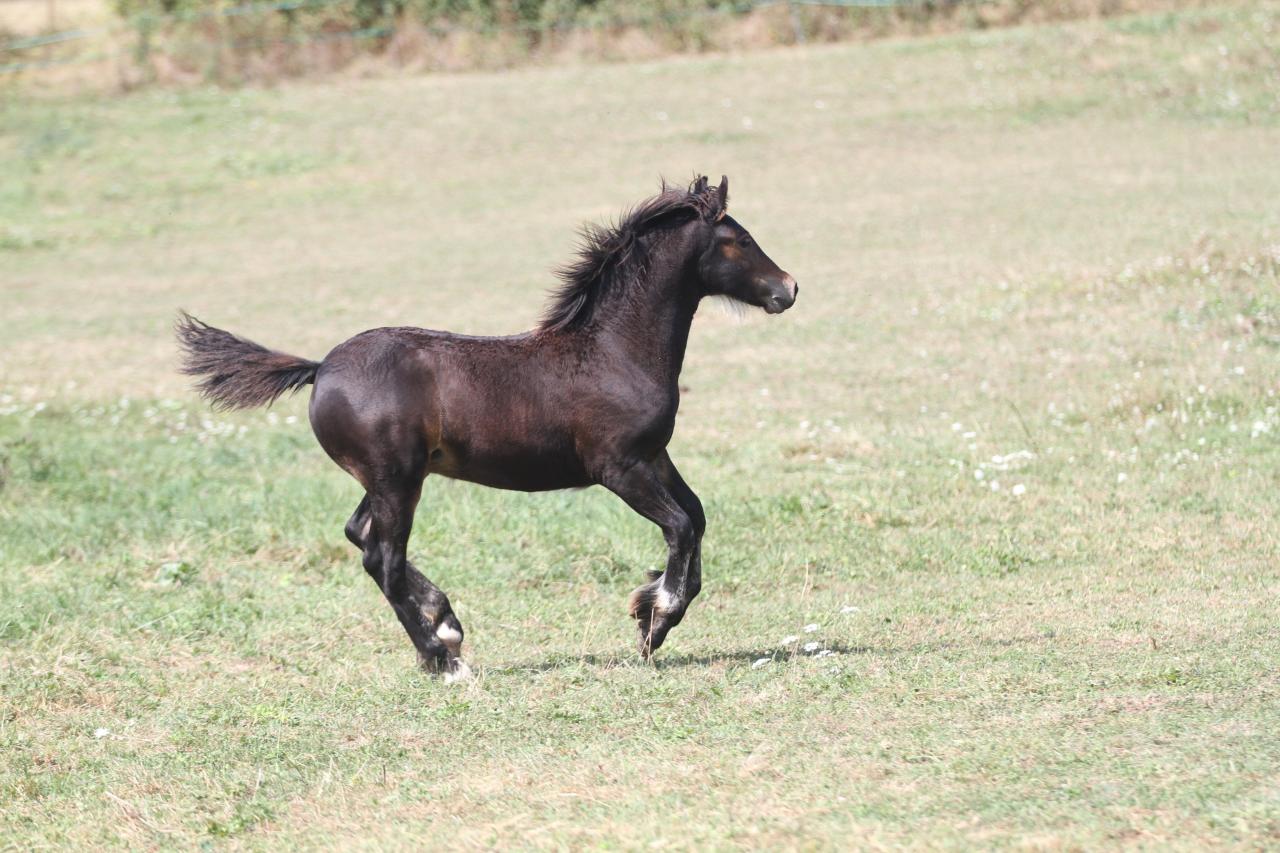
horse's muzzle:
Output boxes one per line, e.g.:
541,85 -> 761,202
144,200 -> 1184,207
763,275 -> 798,314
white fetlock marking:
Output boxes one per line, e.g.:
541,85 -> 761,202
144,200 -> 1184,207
436,623 -> 462,644
655,586 -> 678,615
444,660 -> 472,685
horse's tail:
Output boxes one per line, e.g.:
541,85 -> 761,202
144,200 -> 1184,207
175,311 -> 320,411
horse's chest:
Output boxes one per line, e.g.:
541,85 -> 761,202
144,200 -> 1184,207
588,390 -> 680,454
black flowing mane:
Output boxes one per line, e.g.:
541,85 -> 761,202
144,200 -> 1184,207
539,177 -> 727,333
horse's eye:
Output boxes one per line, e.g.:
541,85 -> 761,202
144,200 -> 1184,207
736,236 -> 754,249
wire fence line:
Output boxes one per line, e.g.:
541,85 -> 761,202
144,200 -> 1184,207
0,20 -> 394,74
0,0 -> 975,75
2,0 -> 355,54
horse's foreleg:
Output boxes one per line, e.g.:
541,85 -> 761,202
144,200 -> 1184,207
358,486 -> 469,680
602,456 -> 699,658
656,452 -> 705,607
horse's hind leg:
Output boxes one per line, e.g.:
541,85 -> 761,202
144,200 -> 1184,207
344,495 -> 371,549
359,484 -> 469,679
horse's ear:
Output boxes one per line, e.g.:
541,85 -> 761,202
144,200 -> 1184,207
714,175 -> 729,220
691,175 -> 709,195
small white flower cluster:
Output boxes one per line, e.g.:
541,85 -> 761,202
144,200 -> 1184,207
792,417 -> 855,471
754,606 -> 857,670
132,399 -> 253,445
798,419 -> 844,438
0,386 -> 58,418
948,448 -> 1034,497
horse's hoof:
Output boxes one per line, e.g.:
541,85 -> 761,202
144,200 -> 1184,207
637,631 -> 653,660
417,647 -> 449,671
443,659 -> 473,684
637,618 -> 672,660
418,650 -> 472,682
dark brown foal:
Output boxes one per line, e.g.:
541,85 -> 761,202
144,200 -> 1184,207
177,175 -> 797,678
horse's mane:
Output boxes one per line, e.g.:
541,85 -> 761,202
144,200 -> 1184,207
539,176 -> 727,333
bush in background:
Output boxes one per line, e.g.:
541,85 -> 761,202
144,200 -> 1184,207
5,0 -> 1221,88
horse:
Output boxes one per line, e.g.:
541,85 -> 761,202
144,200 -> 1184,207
176,175 -> 797,680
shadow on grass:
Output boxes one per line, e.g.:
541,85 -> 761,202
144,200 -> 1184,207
492,632 -> 1054,675
492,643 -> 879,675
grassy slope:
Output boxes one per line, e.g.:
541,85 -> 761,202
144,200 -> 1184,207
2,5 -> 1280,847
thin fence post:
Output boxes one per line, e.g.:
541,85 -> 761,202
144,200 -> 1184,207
45,0 -> 57,63
788,1 -> 806,44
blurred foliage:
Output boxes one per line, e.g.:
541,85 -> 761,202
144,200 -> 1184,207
12,0 -> 1233,86
107,0 -> 747,29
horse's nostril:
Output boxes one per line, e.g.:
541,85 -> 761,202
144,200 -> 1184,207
764,292 -> 792,314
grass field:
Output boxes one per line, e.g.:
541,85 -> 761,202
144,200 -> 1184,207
3,4 -> 1280,847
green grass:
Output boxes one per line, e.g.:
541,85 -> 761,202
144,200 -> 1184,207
3,4 -> 1280,847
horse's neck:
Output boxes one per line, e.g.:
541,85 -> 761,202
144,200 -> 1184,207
598,261 -> 700,386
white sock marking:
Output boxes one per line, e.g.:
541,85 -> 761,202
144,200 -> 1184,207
655,586 -> 678,614
443,659 -> 472,685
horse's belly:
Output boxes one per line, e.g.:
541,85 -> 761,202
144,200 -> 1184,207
428,440 -> 592,492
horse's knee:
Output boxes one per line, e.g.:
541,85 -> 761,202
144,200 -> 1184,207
666,516 -> 696,554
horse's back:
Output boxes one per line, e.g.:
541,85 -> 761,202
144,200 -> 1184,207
308,326 -> 592,492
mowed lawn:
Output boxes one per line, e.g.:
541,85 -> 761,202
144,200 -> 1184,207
3,4 -> 1280,847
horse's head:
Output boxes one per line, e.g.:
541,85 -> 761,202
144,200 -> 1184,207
693,176 -> 798,315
